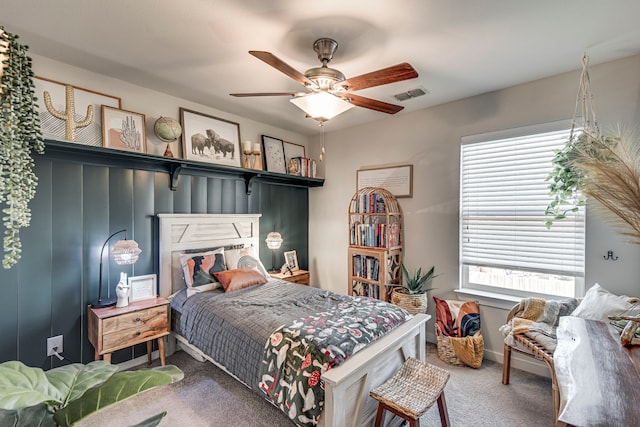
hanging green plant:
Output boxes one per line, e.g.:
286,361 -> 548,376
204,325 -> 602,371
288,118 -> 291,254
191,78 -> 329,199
545,132 -> 618,228
0,27 -> 44,269
544,134 -> 588,228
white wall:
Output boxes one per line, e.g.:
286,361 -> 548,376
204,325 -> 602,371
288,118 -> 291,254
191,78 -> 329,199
309,54 -> 640,374
30,54 -> 312,157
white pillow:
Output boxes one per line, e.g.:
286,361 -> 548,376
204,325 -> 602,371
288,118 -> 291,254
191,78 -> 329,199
571,283 -> 631,322
224,245 -> 270,280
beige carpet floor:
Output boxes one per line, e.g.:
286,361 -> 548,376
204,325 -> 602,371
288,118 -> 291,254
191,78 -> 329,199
78,343 -> 553,427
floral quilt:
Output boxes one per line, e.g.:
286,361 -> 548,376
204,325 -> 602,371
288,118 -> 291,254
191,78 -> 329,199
258,297 -> 410,426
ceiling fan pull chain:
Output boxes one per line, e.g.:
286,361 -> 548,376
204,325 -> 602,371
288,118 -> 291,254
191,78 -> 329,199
319,121 -> 326,161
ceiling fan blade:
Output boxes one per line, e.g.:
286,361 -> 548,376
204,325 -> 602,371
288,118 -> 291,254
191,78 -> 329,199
230,92 -> 304,97
343,94 -> 404,114
249,51 -> 314,87
337,63 -> 418,92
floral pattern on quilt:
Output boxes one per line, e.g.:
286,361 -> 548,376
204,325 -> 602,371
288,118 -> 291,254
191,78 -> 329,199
259,297 -> 410,427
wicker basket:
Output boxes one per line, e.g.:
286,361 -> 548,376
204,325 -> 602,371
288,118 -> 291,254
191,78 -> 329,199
435,323 -> 465,366
391,290 -> 428,315
436,323 -> 484,369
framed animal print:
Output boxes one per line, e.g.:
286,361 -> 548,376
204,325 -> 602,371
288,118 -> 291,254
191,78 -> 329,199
179,107 -> 241,167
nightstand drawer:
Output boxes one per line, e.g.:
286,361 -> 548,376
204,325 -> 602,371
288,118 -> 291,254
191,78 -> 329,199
287,272 -> 309,284
103,306 -> 167,335
103,319 -> 168,351
270,270 -> 310,285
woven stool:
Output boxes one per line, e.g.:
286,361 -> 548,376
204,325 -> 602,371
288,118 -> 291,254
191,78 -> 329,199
369,357 -> 450,427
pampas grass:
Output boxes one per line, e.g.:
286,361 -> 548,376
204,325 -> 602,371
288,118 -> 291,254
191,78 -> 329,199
571,128 -> 640,243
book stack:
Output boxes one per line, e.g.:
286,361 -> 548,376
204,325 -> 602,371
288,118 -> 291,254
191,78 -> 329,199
287,157 -> 317,178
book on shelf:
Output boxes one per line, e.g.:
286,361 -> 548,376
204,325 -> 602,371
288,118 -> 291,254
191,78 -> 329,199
287,157 -> 317,178
349,223 -> 400,248
351,254 -> 380,280
353,192 -> 388,213
351,281 -> 380,299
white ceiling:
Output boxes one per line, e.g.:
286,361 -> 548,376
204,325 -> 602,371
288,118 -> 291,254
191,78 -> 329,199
3,0 -> 640,136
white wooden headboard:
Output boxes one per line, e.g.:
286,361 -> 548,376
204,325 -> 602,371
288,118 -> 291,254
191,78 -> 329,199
157,214 -> 261,297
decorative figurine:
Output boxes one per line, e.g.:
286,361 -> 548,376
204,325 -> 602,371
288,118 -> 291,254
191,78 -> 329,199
115,272 -> 130,308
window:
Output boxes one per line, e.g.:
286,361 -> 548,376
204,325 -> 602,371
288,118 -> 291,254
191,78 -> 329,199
459,121 -> 585,299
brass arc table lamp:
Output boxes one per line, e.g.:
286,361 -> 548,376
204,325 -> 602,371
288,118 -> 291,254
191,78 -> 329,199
91,229 -> 142,308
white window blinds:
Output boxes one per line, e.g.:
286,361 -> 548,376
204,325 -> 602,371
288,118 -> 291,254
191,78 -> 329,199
460,127 -> 585,277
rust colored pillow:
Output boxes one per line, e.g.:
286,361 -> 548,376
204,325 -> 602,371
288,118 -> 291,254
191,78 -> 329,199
214,267 -> 267,292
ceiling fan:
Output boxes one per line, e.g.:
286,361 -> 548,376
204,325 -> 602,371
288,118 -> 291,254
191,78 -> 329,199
230,38 -> 419,120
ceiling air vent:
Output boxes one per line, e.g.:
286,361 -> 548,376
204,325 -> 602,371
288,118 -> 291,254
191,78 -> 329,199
393,87 -> 428,102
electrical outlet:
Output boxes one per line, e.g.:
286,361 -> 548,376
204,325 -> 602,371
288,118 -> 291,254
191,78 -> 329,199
47,335 -> 63,357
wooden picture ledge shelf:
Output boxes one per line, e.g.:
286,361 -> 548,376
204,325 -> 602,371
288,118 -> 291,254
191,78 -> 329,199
42,139 -> 324,194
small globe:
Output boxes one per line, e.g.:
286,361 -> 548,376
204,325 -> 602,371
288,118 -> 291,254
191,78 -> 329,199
154,117 -> 182,142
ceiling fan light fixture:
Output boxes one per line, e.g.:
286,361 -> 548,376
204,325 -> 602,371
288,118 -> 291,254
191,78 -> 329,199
290,91 -> 354,121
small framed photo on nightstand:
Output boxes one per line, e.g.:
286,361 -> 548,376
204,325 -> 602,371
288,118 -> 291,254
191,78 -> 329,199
128,274 -> 157,302
283,250 -> 299,271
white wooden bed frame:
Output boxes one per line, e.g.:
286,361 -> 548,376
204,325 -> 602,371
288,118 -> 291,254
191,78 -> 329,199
158,214 -> 428,427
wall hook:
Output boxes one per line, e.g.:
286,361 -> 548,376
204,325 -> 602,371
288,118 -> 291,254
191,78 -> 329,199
603,250 -> 618,261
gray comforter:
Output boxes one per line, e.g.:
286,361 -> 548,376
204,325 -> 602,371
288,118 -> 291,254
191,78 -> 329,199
171,279 -> 361,393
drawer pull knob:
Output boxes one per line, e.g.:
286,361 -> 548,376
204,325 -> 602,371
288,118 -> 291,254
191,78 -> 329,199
135,331 -> 141,336
135,317 -> 141,322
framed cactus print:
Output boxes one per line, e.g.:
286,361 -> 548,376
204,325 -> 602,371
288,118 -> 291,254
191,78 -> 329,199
33,76 -> 121,146
101,106 -> 147,153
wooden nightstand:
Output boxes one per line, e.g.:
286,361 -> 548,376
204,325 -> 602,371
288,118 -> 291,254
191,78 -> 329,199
270,269 -> 310,285
88,297 -> 170,366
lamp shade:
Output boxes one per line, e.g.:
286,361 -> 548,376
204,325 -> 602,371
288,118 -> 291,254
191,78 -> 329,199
265,231 -> 283,249
290,92 -> 354,121
112,239 -> 142,265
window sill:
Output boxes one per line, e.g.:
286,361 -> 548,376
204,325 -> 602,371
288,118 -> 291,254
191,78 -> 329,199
455,288 -> 520,310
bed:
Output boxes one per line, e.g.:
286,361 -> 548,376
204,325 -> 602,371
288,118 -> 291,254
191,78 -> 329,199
158,213 -> 429,427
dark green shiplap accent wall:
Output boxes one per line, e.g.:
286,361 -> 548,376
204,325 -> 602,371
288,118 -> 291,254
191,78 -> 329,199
0,155 -> 309,368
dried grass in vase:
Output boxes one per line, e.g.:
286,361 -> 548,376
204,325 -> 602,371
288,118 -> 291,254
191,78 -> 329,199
571,128 -> 640,243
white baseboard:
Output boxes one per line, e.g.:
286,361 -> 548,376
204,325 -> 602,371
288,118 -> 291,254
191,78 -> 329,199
483,348 -> 551,378
116,350 -> 160,371
427,337 -> 551,379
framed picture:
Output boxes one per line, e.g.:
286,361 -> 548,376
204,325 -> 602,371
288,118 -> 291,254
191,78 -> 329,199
180,107 -> 241,167
284,250 -> 299,271
101,106 -> 147,153
357,164 -> 414,197
262,135 -> 286,173
128,274 -> 157,303
283,141 -> 306,167
34,76 -> 121,146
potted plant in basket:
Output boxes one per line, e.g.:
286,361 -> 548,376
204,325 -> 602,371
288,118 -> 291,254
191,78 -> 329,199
387,264 -> 438,315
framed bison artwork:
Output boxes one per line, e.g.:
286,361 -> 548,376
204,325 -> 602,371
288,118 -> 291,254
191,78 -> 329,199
179,107 -> 241,167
